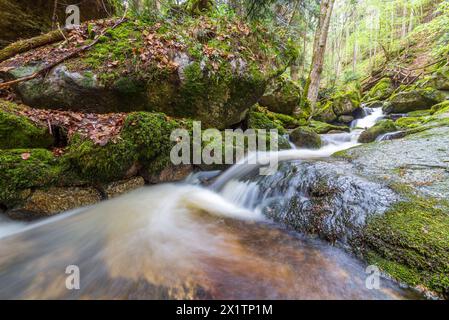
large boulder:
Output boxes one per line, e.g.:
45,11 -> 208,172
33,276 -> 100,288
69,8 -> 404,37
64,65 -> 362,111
1,17 -> 293,129
258,76 -> 301,115
425,66 -> 449,91
290,127 -> 322,149
335,122 -> 449,297
313,101 -> 337,123
383,88 -> 446,114
364,78 -> 395,101
0,103 -> 194,216
332,90 -> 361,116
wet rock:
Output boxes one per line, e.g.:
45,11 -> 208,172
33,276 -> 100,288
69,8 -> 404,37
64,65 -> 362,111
259,76 -> 301,115
144,164 -> 194,184
383,88 -> 446,114
239,161 -> 397,247
7,187 -> 102,220
103,177 -> 145,199
290,127 -> 322,149
337,115 -> 354,124
335,124 -> 449,296
358,120 -> 397,143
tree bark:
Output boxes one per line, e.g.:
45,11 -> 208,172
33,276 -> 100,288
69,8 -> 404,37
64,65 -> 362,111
305,0 -> 335,110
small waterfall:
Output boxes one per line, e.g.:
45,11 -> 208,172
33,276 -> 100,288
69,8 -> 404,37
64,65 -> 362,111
351,107 -> 384,129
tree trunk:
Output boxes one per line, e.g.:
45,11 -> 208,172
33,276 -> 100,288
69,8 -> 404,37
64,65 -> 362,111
305,0 -> 335,110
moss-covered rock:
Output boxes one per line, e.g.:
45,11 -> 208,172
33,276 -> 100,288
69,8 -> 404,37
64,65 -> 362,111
309,120 -> 350,134
258,75 -> 301,115
430,100 -> 449,115
395,117 -> 423,129
64,112 -> 184,183
358,120 -> 397,143
313,101 -> 337,123
364,78 -> 395,101
332,89 -> 361,116
3,16 -> 294,129
290,127 -> 322,149
364,195 -> 449,298
0,149 -> 66,207
384,87 -> 446,114
246,108 -> 286,135
0,103 -> 54,149
425,66 -> 449,91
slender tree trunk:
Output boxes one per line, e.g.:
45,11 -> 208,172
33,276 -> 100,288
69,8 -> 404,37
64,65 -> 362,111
305,0 -> 335,110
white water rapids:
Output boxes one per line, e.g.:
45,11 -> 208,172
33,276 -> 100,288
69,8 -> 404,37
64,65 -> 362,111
0,107 -> 420,299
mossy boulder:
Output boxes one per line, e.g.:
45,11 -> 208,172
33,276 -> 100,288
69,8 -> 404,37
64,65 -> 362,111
364,78 -> 394,101
384,88 -> 446,114
425,66 -> 449,91
0,103 -> 54,149
246,108 -> 286,135
3,17 -> 294,129
258,75 -> 301,115
365,197 -> 449,298
430,101 -> 449,115
0,149 -> 66,207
358,120 -> 397,143
64,112 -> 185,184
290,127 -> 322,149
309,120 -> 350,134
332,90 -> 361,116
313,101 -> 337,123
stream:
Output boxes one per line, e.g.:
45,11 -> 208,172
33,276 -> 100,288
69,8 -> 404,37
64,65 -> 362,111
0,106 -> 422,300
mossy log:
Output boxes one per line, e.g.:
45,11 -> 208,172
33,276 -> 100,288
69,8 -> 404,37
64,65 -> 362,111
0,29 -> 66,63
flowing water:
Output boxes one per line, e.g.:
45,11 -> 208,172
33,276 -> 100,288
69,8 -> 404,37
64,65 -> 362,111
0,107 -> 422,300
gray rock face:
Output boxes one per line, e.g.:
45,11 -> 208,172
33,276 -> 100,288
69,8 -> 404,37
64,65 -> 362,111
11,65 -> 146,114
339,125 -> 449,200
230,161 -> 397,248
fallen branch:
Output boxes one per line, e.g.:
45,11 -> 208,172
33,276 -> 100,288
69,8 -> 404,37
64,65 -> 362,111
0,29 -> 68,63
0,17 -> 128,90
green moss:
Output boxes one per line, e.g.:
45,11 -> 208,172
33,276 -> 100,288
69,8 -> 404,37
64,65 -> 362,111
0,108 -> 53,149
358,120 -> 397,143
430,101 -> 449,115
364,195 -> 449,297
395,117 -> 422,129
0,149 -> 64,206
309,120 -> 349,134
364,78 -> 394,102
64,112 -> 184,183
313,101 -> 337,123
247,109 -> 286,135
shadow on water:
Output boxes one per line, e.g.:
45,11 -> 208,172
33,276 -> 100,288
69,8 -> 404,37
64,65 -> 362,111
0,185 -> 420,300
